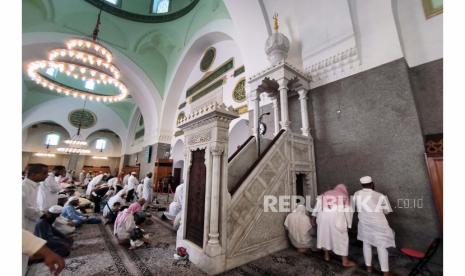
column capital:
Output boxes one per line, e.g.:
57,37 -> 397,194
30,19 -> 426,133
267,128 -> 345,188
210,145 -> 224,156
297,89 -> 308,100
277,78 -> 288,89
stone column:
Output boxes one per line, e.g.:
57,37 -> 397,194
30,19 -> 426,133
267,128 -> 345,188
278,79 -> 290,130
272,96 -> 280,135
207,145 -> 223,256
298,89 -> 310,136
251,90 -> 260,138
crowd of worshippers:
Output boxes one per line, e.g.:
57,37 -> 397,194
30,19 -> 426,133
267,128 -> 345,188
284,176 -> 395,276
22,164 -> 162,273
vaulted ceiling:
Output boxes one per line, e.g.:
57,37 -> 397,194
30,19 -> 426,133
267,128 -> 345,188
23,0 -> 230,126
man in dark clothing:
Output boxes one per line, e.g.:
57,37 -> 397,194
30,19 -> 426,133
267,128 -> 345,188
34,205 -> 73,257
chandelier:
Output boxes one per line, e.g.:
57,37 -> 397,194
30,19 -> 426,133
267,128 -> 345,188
57,100 -> 91,155
26,10 -> 128,102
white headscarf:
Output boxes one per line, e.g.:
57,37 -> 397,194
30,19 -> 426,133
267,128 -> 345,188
284,205 -> 313,248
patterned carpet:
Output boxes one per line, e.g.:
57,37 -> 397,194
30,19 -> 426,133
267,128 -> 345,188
26,206 -> 443,275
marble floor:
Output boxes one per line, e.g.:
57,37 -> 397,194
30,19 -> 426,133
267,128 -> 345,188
26,199 -> 443,276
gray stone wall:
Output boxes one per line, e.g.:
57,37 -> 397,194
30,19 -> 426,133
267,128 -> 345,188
308,59 -> 441,249
408,59 -> 443,135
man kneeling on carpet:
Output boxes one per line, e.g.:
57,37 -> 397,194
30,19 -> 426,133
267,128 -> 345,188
114,199 -> 145,246
34,205 -> 73,257
61,196 -> 102,227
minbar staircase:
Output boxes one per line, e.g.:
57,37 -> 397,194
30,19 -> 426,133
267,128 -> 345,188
224,130 -> 317,270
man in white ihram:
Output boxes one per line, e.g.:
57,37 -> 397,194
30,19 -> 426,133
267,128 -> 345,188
353,176 -> 395,276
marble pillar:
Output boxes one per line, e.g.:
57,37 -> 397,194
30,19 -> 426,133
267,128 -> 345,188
251,90 -> 260,138
278,79 -> 290,130
272,96 -> 280,135
298,89 -> 310,136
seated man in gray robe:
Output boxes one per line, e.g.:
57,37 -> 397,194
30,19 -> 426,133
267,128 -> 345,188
34,205 -> 73,257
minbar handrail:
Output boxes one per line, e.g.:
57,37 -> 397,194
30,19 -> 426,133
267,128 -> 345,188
230,129 -> 286,195
228,135 -> 254,163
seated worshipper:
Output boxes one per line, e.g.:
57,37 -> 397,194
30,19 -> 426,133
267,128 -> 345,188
104,202 -> 122,225
103,189 -> 126,218
353,176 -> 395,276
53,194 -> 76,235
126,172 -> 139,202
312,184 -> 355,267
62,196 -> 102,226
142,173 -> 153,210
129,212 -> 151,250
163,180 -> 184,220
114,199 -> 145,246
284,205 -> 313,253
34,205 -> 73,257
37,166 -> 64,213
23,163 -> 49,232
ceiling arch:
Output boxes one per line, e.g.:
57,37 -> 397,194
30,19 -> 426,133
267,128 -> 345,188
159,19 -> 237,139
23,31 -> 161,142
22,97 -> 128,150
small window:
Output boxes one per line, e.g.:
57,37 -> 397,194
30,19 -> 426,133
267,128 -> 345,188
85,80 -> 95,90
96,139 -> 107,151
104,0 -> 120,6
152,0 -> 170,14
45,133 -> 60,146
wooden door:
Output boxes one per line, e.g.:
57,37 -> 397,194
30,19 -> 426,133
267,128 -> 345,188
186,149 -> 206,247
425,153 -> 443,227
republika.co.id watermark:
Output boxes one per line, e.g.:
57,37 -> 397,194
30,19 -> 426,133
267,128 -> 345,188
263,195 -> 424,212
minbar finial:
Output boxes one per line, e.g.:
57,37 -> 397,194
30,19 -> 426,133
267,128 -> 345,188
273,13 -> 279,32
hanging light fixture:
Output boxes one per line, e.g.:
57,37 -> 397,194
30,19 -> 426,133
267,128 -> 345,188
57,100 -> 91,155
26,10 -> 128,102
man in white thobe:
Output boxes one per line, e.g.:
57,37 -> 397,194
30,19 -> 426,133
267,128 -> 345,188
142,172 -> 153,210
122,172 -> 130,187
353,176 -> 395,276
22,163 -> 49,275
126,172 -> 138,202
37,166 -> 64,212
86,173 -> 104,197
163,181 -> 184,220
23,164 -> 49,232
284,205 -> 313,253
312,184 -> 355,267
79,170 -> 86,184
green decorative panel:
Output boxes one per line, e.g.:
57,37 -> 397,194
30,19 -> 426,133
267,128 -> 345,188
191,79 -> 224,102
68,109 -> 97,129
177,112 -> 186,123
178,102 -> 186,109
84,0 -> 199,23
135,128 -> 145,140
233,78 -> 246,103
234,66 -> 245,77
186,58 -> 234,98
200,47 -> 216,72
174,130 -> 184,137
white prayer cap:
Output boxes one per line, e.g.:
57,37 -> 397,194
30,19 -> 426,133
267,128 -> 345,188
48,205 -> 63,214
360,176 -> 373,184
67,196 -> 80,204
58,194 -> 68,199
131,171 -> 137,175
